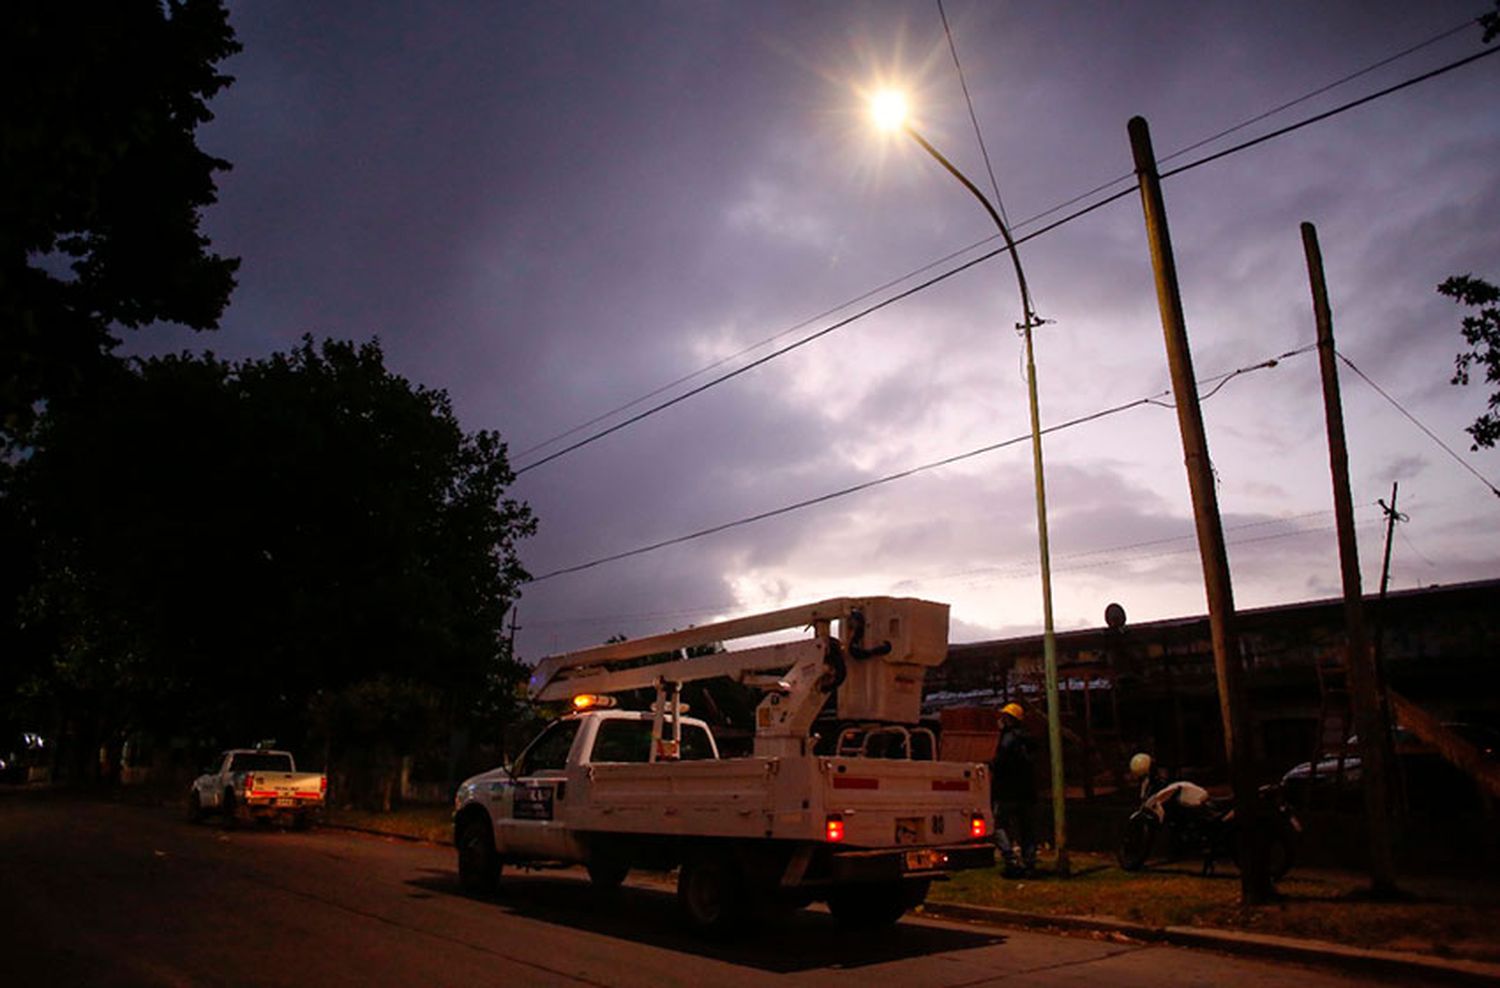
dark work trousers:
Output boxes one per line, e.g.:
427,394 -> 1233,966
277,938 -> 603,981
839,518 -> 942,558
994,798 -> 1038,871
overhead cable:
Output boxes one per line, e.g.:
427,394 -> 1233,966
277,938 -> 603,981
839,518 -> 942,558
938,0 -> 1010,227
1161,44 -> 1500,180
513,44 -> 1498,477
525,346 -> 1312,583
1336,351 -> 1500,499
525,505 -> 1367,629
515,17 -> 1475,466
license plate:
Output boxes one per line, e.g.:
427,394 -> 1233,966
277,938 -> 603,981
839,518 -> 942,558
904,849 -> 944,871
275,798 -> 296,807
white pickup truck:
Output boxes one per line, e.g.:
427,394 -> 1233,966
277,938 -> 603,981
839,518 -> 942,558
454,597 -> 995,932
188,747 -> 326,829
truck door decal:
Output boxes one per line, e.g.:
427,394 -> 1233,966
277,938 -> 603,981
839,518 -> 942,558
513,783 -> 555,821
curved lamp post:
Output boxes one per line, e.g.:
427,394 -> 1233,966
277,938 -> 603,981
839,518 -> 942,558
871,90 -> 1068,876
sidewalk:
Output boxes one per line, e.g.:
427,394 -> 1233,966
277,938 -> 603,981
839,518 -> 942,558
324,807 -> 1500,984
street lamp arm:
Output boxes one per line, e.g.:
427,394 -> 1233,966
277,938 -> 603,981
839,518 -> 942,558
904,126 -> 1038,330
898,118 -> 1068,875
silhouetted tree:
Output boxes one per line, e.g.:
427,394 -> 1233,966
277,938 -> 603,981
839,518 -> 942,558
15,338 -> 535,786
1438,275 -> 1500,451
0,1 -> 239,443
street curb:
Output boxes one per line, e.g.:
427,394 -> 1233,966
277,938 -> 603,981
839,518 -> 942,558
322,821 -> 451,846
919,901 -> 1500,986
316,819 -> 1500,984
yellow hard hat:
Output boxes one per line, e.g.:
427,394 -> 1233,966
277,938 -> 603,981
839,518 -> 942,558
1129,752 -> 1153,777
1000,702 -> 1025,722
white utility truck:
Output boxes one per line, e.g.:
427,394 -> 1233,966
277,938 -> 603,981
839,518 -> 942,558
453,597 -> 994,932
188,744 -> 327,829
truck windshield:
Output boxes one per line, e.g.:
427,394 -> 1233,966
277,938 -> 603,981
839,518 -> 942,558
228,753 -> 294,772
590,718 -> 715,762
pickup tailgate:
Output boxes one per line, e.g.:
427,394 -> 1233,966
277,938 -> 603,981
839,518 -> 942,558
819,757 -> 989,848
244,771 -> 326,806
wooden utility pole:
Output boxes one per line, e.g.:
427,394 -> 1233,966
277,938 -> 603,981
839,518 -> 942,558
1129,116 -> 1270,903
1377,483 -> 1401,602
1301,222 -> 1399,895
1373,483 -> 1405,812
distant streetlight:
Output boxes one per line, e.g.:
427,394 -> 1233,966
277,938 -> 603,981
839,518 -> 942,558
869,89 -> 1069,876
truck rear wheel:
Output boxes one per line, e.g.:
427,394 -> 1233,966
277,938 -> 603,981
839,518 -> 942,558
827,879 -> 929,930
456,815 -> 501,894
677,854 -> 746,935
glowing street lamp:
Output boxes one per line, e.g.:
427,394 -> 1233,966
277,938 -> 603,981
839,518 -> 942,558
870,89 -> 1069,876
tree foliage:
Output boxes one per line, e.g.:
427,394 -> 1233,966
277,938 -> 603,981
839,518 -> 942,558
0,0 -> 239,441
1438,275 -> 1500,450
13,338 -> 535,786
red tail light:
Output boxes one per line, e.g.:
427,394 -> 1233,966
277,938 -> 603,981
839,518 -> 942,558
970,813 -> 988,838
244,773 -> 255,792
320,775 -> 327,794
825,814 -> 846,843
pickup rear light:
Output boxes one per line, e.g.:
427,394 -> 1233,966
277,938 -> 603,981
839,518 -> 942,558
244,773 -> 255,792
320,775 -> 327,794
970,813 -> 988,838
825,814 -> 845,843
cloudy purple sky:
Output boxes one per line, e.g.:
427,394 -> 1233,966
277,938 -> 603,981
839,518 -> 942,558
131,1 -> 1500,659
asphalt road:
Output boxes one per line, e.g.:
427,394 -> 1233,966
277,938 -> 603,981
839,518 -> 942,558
0,791 -> 1433,987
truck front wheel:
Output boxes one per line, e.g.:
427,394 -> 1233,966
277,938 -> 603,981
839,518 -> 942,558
221,790 -> 238,829
677,854 -> 746,935
827,879 -> 929,930
456,815 -> 501,894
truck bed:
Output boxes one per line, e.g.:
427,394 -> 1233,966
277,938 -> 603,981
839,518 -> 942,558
574,755 -> 986,846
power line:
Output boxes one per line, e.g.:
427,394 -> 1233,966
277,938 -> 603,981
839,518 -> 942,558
1336,350 -> 1500,499
1161,44 -> 1500,180
512,184 -> 1134,477
525,346 -> 1311,583
938,0 -> 1009,227
524,505 -> 1369,630
1159,18 -> 1479,166
512,43 -> 1498,478
511,234 -> 996,462
963,17 -> 1482,238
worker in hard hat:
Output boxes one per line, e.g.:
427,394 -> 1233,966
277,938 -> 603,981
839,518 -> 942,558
990,702 -> 1038,878
1130,751 -> 1167,800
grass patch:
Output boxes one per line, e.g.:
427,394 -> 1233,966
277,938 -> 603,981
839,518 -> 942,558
927,852 -> 1500,963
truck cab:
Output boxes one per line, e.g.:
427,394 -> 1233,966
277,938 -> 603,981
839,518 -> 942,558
458,709 -> 718,862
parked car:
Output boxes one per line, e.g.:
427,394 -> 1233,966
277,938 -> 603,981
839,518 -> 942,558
188,745 -> 327,828
1281,723 -> 1499,809
0,732 -> 48,784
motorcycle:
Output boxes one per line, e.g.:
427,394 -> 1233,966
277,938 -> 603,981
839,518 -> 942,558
1117,775 -> 1301,879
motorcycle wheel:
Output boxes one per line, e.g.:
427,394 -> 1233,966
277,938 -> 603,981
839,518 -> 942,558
1117,814 -> 1157,871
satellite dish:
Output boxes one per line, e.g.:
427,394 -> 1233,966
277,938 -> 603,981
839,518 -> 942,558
1104,602 -> 1127,630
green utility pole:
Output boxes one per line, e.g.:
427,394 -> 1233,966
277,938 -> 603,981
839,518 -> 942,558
901,128 -> 1070,877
